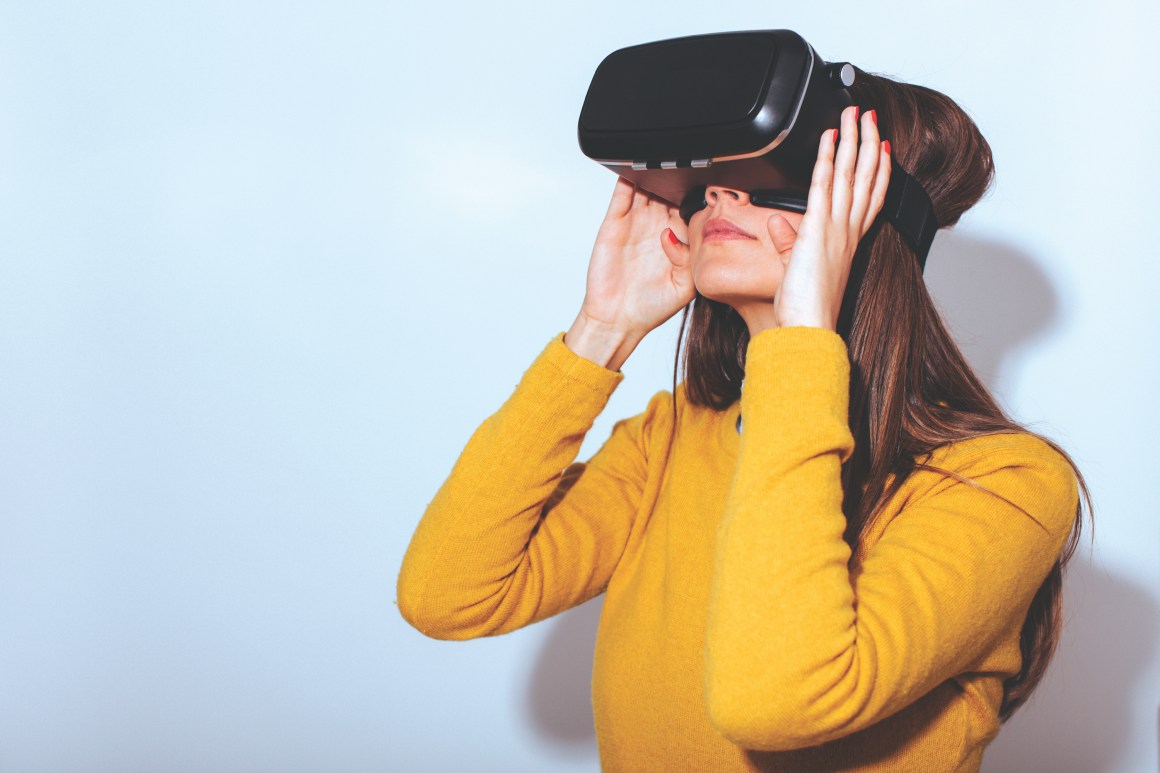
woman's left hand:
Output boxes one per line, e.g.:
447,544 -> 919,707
767,104 -> 891,331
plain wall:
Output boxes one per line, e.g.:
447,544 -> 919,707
0,1 -> 1155,771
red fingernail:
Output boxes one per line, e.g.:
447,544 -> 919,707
667,229 -> 680,245
869,109 -> 877,126
831,128 -> 839,143
883,140 -> 891,155
853,106 -> 860,122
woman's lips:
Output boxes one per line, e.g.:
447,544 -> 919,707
702,217 -> 755,241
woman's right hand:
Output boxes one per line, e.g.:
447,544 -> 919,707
578,177 -> 695,338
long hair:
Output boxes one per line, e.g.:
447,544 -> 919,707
668,67 -> 1095,723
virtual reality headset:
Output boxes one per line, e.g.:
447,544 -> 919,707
577,29 -> 938,271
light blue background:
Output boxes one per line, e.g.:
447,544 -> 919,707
0,2 -> 1155,772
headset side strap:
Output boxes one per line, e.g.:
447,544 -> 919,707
881,157 -> 938,272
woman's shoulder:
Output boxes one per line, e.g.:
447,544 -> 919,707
611,385 -> 679,448
919,430 -> 1071,473
912,430 -> 1079,532
635,380 -> 691,422
626,381 -> 721,448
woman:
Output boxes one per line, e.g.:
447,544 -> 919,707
396,69 -> 1094,772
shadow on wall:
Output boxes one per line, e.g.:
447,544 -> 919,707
519,233 -> 1146,767
981,559 -> 1158,772
921,231 -> 1064,399
522,594 -> 602,760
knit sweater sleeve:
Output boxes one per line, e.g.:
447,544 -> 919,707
703,325 -> 1079,752
396,331 -> 661,640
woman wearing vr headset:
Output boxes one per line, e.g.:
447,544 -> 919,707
399,64 -> 1092,772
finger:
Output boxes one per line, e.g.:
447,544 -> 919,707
804,125 -> 837,222
862,141 -> 893,235
607,177 -> 636,218
831,104 -> 859,223
639,185 -> 666,205
632,184 -> 650,211
765,212 -> 798,259
646,189 -> 671,213
849,108 -> 882,235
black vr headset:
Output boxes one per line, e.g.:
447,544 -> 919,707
577,29 -> 938,272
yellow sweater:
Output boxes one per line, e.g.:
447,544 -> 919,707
397,325 -> 1078,772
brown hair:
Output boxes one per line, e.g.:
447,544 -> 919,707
668,67 -> 1094,723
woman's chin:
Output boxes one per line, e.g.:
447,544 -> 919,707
693,261 -> 782,304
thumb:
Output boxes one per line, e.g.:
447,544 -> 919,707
660,228 -> 691,270
766,213 -> 798,258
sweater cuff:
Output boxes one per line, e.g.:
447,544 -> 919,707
539,330 -> 627,393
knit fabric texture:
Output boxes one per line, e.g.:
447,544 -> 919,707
397,326 -> 1078,772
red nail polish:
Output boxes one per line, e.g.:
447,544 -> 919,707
831,128 -> 839,143
883,140 -> 891,155
869,109 -> 877,126
667,229 -> 680,245
853,106 -> 860,122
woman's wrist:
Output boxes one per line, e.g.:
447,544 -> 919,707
564,312 -> 643,373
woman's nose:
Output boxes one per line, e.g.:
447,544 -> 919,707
704,185 -> 750,207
